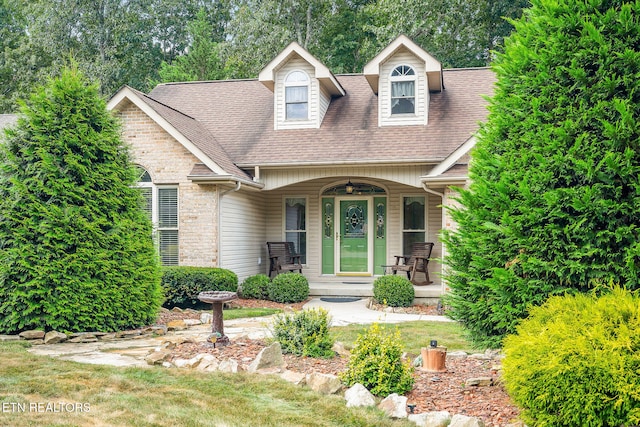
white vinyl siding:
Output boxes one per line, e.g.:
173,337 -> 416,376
379,49 -> 429,126
219,189 -> 266,282
274,58 -> 332,129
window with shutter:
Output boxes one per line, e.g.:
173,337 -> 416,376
136,167 -> 179,265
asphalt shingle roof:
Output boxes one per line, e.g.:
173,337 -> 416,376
147,68 -> 495,168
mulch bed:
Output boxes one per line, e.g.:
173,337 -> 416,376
156,298 -> 521,426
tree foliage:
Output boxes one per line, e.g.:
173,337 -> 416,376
0,0 -> 526,112
0,67 -> 163,334
443,0 -> 640,348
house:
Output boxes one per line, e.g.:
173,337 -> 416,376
6,35 -> 496,298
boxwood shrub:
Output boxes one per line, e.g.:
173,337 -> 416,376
502,287 -> 640,427
268,273 -> 309,303
162,267 -> 238,308
271,308 -> 334,358
240,274 -> 270,300
373,275 -> 415,307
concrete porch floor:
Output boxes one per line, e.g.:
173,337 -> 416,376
308,280 -> 443,304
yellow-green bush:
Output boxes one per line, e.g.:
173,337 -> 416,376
340,323 -> 414,396
271,308 -> 334,358
502,287 -> 640,427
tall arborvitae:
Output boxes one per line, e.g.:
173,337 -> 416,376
0,67 -> 162,334
443,0 -> 640,347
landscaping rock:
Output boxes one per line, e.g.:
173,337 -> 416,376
196,355 -> 219,372
0,335 -> 21,342
218,358 -> 240,373
408,411 -> 451,427
68,333 -> 98,343
378,393 -> 408,418
166,320 -> 187,331
44,331 -> 68,344
447,351 -> 468,359
344,383 -> 375,407
19,330 -> 45,340
145,349 -> 172,365
247,342 -> 284,373
280,370 -> 306,385
305,372 -> 342,395
449,414 -> 485,427
332,341 -> 350,357
465,377 -> 493,387
200,312 -> 213,324
184,319 -> 202,326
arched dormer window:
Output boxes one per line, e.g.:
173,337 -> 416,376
136,166 -> 179,266
285,70 -> 309,120
390,65 -> 416,115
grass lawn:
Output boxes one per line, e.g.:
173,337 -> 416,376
0,341 -> 415,427
331,320 -> 474,354
223,307 -> 281,320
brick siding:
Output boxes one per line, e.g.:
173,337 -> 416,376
117,101 -> 218,267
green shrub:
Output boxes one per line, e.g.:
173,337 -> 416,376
268,273 -> 309,303
271,308 -> 334,358
240,274 -> 270,300
373,275 -> 415,307
0,67 -> 162,334
162,267 -> 238,308
502,287 -> 640,427
340,323 -> 414,396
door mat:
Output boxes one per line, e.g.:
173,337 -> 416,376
320,297 -> 362,303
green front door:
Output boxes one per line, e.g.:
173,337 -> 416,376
339,199 -> 368,273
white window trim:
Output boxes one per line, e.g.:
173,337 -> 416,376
390,64 -> 417,116
401,194 -> 427,251
283,196 -> 308,263
284,70 -> 310,121
136,168 -> 179,265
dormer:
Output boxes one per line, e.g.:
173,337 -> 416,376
259,42 -> 345,130
363,35 -> 443,127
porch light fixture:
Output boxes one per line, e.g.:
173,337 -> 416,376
345,180 -> 354,194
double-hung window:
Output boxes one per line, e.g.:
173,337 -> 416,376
285,71 -> 309,120
284,197 -> 307,263
390,65 -> 416,115
137,167 -> 179,265
402,196 -> 425,255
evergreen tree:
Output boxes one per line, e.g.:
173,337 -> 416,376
0,67 -> 163,334
443,0 -> 640,347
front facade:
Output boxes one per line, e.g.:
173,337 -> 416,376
107,35 -> 495,294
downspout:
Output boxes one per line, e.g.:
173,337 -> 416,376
422,182 -> 447,294
217,181 -> 242,268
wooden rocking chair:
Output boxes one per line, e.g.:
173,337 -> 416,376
389,242 -> 434,286
267,242 -> 304,278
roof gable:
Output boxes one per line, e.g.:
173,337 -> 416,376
363,35 -> 443,93
107,86 -> 251,182
258,41 -> 345,97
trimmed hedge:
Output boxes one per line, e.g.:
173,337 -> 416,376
268,273 -> 309,303
502,287 -> 640,426
240,274 -> 270,300
162,267 -> 238,308
373,275 -> 415,307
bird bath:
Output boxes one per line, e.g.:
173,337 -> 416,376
197,291 -> 238,347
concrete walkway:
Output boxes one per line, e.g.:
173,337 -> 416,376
303,297 -> 451,326
27,298 -> 450,367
